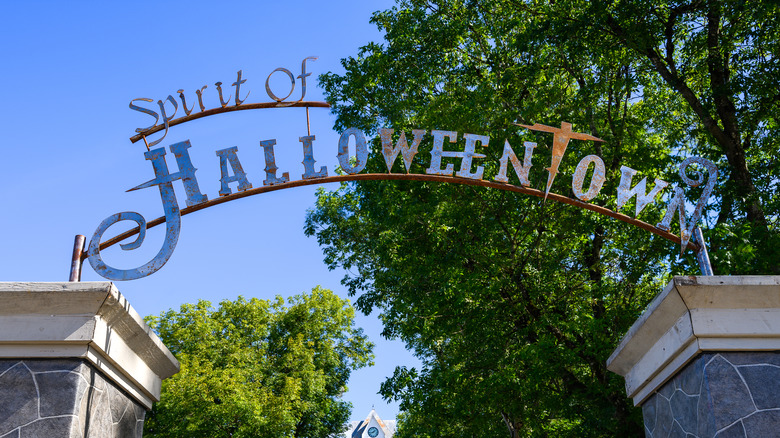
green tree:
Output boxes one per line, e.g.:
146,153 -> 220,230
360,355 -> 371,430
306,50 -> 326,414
306,0 -> 778,436
143,287 -> 374,438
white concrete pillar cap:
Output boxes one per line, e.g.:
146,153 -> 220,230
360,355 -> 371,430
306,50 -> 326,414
0,282 -> 180,409
607,276 -> 780,405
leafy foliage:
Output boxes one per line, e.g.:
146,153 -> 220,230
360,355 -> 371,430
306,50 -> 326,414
307,0 -> 779,436
143,287 -> 373,438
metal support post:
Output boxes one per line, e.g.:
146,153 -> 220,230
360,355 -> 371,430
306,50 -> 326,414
692,227 -> 713,276
69,234 -> 86,282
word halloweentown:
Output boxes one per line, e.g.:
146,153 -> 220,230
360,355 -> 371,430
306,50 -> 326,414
87,122 -> 716,282
129,57 -> 319,147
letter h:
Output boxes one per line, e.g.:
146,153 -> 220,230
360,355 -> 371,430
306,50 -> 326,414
128,140 -> 208,207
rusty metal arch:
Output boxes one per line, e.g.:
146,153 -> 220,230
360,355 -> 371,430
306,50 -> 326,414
80,173 -> 699,265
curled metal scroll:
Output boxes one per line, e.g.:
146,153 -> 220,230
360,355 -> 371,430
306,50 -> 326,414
86,142 -> 207,281
87,207 -> 180,281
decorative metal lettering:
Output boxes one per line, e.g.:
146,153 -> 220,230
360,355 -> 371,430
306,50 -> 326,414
215,146 -> 252,196
150,95 -> 178,148
88,56 -> 723,282
195,85 -> 208,112
495,140 -> 535,187
337,128 -> 368,175
514,122 -> 604,199
657,157 -> 718,253
455,134 -> 489,180
129,98 -> 159,132
177,89 -> 195,116
265,68 -> 296,103
259,139 -> 289,185
571,155 -> 606,201
296,57 -> 318,103
380,128 -> 425,173
616,166 -> 669,217
299,135 -> 327,179
426,130 -> 459,176
424,131 -> 490,179
215,82 -> 231,108
88,141 -> 207,280
232,70 -> 249,105
128,58 -> 322,146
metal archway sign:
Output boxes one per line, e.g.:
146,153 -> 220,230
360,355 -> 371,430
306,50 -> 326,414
72,59 -> 717,281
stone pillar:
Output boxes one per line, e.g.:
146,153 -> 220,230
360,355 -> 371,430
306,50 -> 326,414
607,276 -> 780,438
0,282 -> 179,438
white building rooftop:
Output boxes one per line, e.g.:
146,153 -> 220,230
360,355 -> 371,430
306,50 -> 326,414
344,409 -> 396,438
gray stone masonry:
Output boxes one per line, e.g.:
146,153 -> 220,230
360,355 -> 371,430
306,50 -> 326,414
642,352 -> 780,438
0,359 -> 145,438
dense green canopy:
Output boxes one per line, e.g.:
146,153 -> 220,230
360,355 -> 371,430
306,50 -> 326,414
143,287 -> 373,438
306,0 -> 779,436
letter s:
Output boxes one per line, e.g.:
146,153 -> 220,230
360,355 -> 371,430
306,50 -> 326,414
129,98 -> 159,133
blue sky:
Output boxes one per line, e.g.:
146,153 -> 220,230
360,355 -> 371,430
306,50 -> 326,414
0,0 -> 417,421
